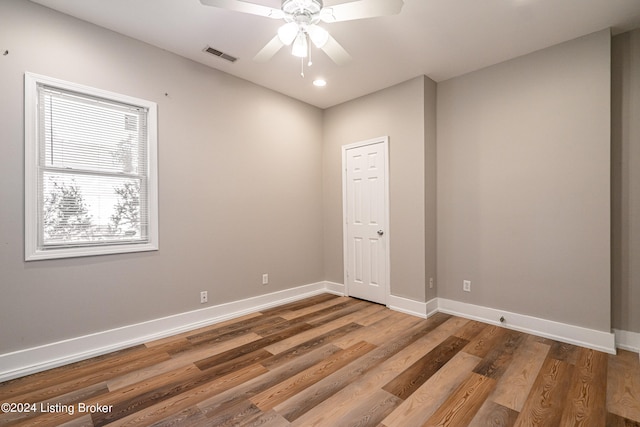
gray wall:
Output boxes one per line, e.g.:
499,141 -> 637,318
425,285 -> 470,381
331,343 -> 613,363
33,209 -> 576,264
322,76 -> 437,302
424,77 -> 438,301
436,30 -> 612,332
0,0 -> 324,353
612,28 -> 640,334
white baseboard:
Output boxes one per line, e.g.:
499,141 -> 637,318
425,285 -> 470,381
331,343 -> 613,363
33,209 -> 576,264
387,296 -> 615,354
438,298 -> 616,354
0,281 -> 339,383
387,294 -> 428,318
386,295 -> 439,319
426,298 -> 439,318
357,290 -> 618,354
324,281 -> 346,296
1,283 -> 625,382
614,329 -> 640,354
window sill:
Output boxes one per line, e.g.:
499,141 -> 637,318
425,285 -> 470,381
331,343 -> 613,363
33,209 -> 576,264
25,242 -> 159,261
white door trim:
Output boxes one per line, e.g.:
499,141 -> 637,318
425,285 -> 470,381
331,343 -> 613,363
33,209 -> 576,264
342,136 -> 391,305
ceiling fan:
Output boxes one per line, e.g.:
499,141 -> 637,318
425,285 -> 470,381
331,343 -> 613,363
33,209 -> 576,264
199,0 -> 404,71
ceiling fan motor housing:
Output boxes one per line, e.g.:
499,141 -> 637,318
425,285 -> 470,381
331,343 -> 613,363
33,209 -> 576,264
282,0 -> 323,15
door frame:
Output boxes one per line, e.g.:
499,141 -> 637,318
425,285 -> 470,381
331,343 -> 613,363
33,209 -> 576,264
341,136 -> 391,305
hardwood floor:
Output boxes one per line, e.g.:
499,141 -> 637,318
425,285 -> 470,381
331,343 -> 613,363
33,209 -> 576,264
0,293 -> 639,426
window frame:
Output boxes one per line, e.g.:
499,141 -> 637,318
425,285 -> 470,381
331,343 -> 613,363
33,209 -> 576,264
24,72 -> 159,261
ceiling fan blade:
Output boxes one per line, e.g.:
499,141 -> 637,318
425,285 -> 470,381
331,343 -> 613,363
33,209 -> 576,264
320,0 -> 404,23
253,35 -> 285,62
320,35 -> 352,66
199,0 -> 284,19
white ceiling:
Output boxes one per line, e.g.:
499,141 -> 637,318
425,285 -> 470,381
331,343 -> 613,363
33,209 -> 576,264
30,0 -> 640,109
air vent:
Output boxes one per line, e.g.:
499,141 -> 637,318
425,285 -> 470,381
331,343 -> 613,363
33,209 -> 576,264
204,46 -> 237,63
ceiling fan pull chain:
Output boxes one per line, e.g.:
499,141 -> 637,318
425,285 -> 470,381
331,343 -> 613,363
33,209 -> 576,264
308,34 -> 313,66
300,56 -> 305,78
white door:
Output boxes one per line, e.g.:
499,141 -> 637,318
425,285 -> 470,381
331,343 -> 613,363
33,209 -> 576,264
342,137 -> 389,305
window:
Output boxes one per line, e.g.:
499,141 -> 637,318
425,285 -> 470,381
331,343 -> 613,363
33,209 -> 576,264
25,73 -> 158,260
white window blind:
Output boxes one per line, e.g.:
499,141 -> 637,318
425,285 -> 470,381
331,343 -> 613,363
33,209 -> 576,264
25,73 -> 158,260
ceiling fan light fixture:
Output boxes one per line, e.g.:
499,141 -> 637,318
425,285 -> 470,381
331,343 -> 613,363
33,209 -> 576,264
291,32 -> 308,58
277,22 -> 299,45
307,24 -> 329,48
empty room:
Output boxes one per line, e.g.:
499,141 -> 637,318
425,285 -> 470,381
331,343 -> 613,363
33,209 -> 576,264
1,0 -> 639,425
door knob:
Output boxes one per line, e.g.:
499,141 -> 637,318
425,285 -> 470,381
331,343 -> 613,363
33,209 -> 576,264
377,230 -> 384,236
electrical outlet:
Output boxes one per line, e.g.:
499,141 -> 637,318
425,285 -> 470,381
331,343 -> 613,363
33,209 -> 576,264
262,274 -> 269,285
429,277 -> 434,289
200,291 -> 208,304
463,280 -> 471,292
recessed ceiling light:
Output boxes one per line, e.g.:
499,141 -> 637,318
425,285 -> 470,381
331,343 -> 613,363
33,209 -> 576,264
313,79 -> 327,87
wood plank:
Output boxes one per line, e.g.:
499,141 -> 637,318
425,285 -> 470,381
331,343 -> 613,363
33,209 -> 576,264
279,296 -> 352,320
193,322 -> 313,370
472,329 -> 525,380
0,350 -> 171,405
261,322 -> 363,369
143,311 -> 262,348
382,335 -> 468,399
382,351 -> 482,427
175,313 -> 286,349
275,315 -> 460,422
59,415 -> 95,427
453,319 -> 486,341
198,348 -> 274,378
606,412 -> 640,426
263,313 -> 367,355
463,324 -> 509,358
91,355 -> 269,426
489,334 -> 550,412
251,341 -> 376,411
144,405 -> 210,427
607,349 -> 640,423
423,372 -> 496,426
355,305 -> 396,326
0,381 -> 108,426
558,347 -> 608,426
107,332 -> 263,391
548,340 -> 580,365
141,337 -> 191,354
196,344 -> 342,417
5,364 -> 202,427
241,409 -> 291,427
0,345 -> 165,401
180,332 -> 265,362
248,317 -> 294,337
85,364 -> 208,426
258,293 -> 340,316
289,316 -> 469,427
332,389 -> 402,427
258,297 -> 356,323
303,299 -> 373,326
96,363 -> 268,427
202,398 -> 261,427
468,400 -> 519,427
513,357 -> 575,427
331,310 -> 423,349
